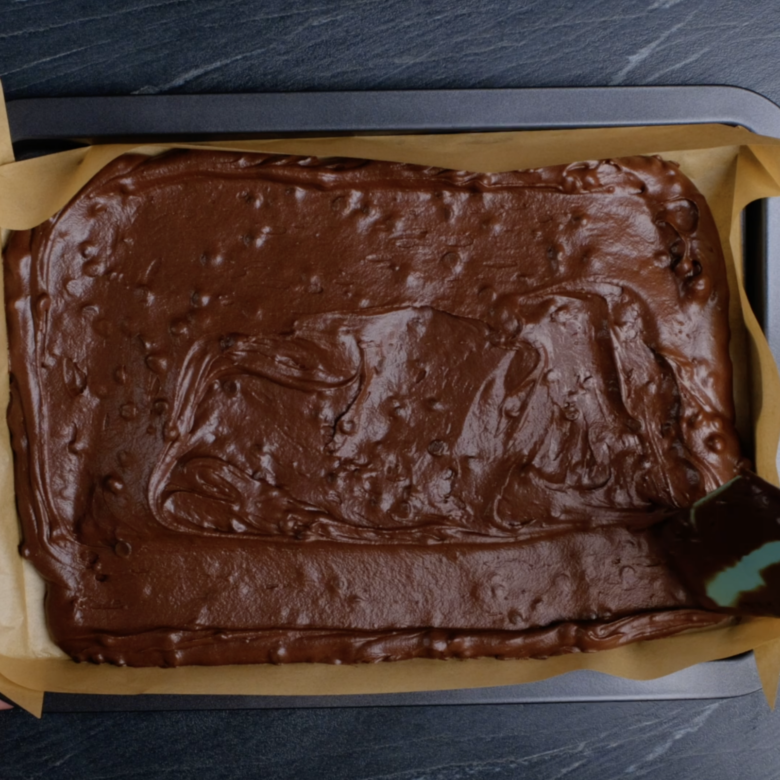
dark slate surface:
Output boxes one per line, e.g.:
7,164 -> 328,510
0,0 -> 778,102
2,694 -> 780,780
4,1 -> 780,778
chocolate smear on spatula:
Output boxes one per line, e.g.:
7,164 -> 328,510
665,471 -> 780,616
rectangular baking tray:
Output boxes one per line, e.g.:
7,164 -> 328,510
3,86 -> 778,711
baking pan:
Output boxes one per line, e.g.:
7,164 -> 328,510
3,86 -> 777,711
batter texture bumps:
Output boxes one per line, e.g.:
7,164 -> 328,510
4,151 -> 742,666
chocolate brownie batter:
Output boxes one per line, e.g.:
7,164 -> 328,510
4,151 -> 742,666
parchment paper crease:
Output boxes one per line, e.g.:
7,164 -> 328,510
2,86 -> 780,717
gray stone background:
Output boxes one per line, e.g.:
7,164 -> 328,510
2,0 -> 779,102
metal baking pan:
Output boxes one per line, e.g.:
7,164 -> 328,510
3,86 -> 777,711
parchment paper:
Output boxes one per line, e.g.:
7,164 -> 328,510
3,85 -> 780,717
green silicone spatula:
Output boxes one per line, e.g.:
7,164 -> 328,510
665,471 -> 780,616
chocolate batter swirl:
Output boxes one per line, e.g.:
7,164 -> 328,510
4,151 -> 742,665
